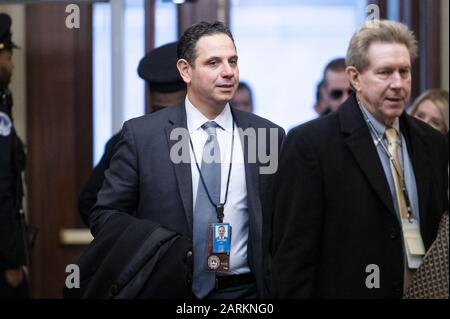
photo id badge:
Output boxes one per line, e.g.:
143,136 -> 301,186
401,218 -> 426,269
213,223 -> 231,253
207,223 -> 231,272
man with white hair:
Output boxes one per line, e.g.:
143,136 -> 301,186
271,20 -> 448,298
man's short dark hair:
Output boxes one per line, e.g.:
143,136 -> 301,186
323,58 -> 346,75
177,21 -> 235,67
322,58 -> 346,87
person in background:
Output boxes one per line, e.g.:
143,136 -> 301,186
313,80 -> 328,117
230,81 -> 253,113
409,89 -> 448,134
78,42 -> 186,226
0,12 -> 31,299
321,57 -> 352,114
404,134 -> 449,299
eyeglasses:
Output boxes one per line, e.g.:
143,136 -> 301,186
329,89 -> 353,100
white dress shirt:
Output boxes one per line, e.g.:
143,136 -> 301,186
185,97 -> 251,275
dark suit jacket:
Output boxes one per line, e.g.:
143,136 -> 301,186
78,132 -> 121,226
0,107 -> 26,272
79,105 -> 166,226
90,103 -> 285,297
64,213 -> 191,299
270,94 -> 448,298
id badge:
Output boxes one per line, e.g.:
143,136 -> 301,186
401,218 -> 426,269
207,223 -> 231,272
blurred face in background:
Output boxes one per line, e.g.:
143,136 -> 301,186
324,70 -> 351,112
413,100 -> 447,134
231,86 -> 253,113
0,50 -> 14,90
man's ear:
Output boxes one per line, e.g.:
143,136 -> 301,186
176,59 -> 191,84
346,66 -> 360,92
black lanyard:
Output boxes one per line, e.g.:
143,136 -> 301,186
189,118 -> 235,223
358,100 -> 414,222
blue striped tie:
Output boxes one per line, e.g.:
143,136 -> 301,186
192,121 -> 221,299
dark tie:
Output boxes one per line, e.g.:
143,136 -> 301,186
192,121 -> 221,299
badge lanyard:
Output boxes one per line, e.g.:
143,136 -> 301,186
358,100 -> 415,222
189,118 -> 235,223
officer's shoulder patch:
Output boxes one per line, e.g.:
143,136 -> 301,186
0,111 -> 12,136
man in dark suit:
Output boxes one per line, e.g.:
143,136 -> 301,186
271,20 -> 448,298
79,42 -> 186,226
90,21 -> 284,299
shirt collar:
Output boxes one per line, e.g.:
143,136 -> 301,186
359,100 -> 400,138
185,96 -> 233,134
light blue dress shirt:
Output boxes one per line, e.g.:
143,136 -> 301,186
359,102 -> 420,224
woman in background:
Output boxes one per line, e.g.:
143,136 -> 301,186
409,89 -> 449,134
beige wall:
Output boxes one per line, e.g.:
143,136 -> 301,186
0,4 -> 26,142
442,0 -> 449,91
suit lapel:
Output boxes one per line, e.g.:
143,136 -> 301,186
340,96 -> 397,218
232,109 -> 262,235
165,104 -> 193,232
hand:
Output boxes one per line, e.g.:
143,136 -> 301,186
5,268 -> 24,288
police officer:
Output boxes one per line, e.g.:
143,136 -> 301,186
78,42 -> 186,226
0,12 -> 30,299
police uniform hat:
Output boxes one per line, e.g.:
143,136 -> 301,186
137,41 -> 185,93
0,13 -> 19,51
